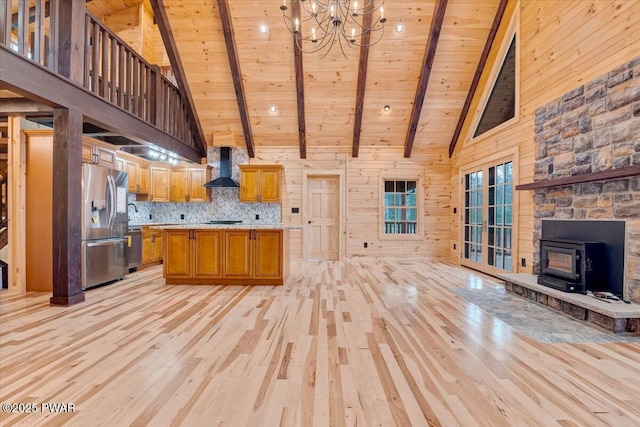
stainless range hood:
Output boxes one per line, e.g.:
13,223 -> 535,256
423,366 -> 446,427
204,147 -> 239,188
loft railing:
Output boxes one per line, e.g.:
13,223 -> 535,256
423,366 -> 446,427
0,0 -> 196,150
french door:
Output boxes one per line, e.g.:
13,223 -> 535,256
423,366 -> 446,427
462,160 -> 515,274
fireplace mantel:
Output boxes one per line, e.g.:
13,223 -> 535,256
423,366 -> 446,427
516,165 -> 640,191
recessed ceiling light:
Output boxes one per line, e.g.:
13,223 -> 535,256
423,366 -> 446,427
259,24 -> 268,33
269,105 -> 277,113
395,23 -> 404,32
383,105 -> 391,112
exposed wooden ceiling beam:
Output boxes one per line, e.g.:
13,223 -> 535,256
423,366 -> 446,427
351,1 -> 374,158
291,1 -> 306,159
0,98 -> 53,115
216,0 -> 255,158
150,0 -> 207,158
448,0 -> 508,158
403,0 -> 448,158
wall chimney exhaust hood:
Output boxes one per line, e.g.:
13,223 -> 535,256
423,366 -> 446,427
204,147 -> 239,188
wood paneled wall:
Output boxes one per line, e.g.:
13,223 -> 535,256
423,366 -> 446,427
254,147 -> 451,260
450,0 -> 640,271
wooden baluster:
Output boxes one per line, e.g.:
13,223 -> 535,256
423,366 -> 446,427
138,63 -> 145,118
91,21 -> 100,93
126,51 -> 132,112
132,56 -> 139,115
117,43 -> 124,107
0,0 -> 10,45
110,36 -> 117,103
47,0 -> 59,71
34,0 -> 46,64
83,15 -> 91,88
101,28 -> 109,97
18,0 -> 29,55
150,66 -> 160,126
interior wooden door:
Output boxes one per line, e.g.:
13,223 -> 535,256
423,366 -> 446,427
461,160 -> 515,274
306,176 -> 340,260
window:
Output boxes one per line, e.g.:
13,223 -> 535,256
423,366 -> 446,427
473,35 -> 516,138
383,180 -> 418,234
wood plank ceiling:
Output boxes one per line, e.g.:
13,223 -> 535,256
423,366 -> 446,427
87,0 -> 503,157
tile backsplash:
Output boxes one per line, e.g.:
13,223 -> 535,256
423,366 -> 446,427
127,147 -> 281,225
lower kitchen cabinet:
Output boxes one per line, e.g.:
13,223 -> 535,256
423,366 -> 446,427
164,229 -> 222,278
141,227 -> 163,266
163,228 -> 287,285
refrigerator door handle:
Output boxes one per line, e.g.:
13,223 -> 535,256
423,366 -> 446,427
107,175 -> 116,230
87,237 -> 128,248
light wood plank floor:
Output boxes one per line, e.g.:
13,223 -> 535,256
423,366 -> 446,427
1,260 -> 639,426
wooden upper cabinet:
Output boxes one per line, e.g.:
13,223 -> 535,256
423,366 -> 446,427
149,167 -> 170,202
138,164 -> 149,194
239,165 -> 283,203
82,140 -> 116,168
170,169 -> 188,202
125,160 -> 140,193
170,166 -> 210,203
116,152 -> 150,194
187,168 -> 210,202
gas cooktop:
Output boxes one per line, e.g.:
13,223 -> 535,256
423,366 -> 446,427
204,220 -> 243,224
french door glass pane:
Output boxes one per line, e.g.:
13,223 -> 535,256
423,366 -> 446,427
487,161 -> 513,272
463,170 -> 483,263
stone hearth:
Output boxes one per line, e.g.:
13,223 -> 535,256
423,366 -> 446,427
500,273 -> 640,333
532,55 -> 640,302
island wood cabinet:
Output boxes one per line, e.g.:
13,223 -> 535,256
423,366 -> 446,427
163,228 -> 287,285
170,167 -> 211,203
141,227 -> 163,265
239,165 -> 283,203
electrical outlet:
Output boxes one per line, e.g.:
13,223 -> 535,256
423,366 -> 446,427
363,242 -> 368,248
180,214 -> 185,220
453,207 -> 457,214
453,243 -> 456,250
255,214 -> 260,220
292,207 -> 299,214
521,258 -> 526,267
548,163 -> 554,174
149,214 -> 152,220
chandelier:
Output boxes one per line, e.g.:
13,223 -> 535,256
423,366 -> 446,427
280,1 -> 387,58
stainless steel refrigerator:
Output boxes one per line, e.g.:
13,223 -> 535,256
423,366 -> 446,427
82,163 -> 129,289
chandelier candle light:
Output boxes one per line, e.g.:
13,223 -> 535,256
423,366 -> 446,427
281,0 -> 386,58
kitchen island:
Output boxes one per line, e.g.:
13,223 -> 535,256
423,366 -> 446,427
153,224 -> 289,286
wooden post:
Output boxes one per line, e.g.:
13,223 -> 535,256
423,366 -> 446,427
50,108 -> 84,306
57,0 -> 84,84
8,117 -> 27,295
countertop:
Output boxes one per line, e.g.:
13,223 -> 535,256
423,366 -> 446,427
148,223 -> 285,230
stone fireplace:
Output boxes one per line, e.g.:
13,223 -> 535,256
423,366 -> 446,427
531,55 -> 640,302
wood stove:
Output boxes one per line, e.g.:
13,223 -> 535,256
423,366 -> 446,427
538,239 -> 604,293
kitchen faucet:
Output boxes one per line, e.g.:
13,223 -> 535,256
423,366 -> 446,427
128,203 -> 138,213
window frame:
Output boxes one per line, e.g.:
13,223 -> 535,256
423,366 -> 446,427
465,6 -> 520,144
379,176 -> 423,241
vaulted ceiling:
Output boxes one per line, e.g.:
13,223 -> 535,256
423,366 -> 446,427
90,0 -> 505,157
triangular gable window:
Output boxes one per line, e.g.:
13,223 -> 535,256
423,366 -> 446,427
473,35 -> 516,138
